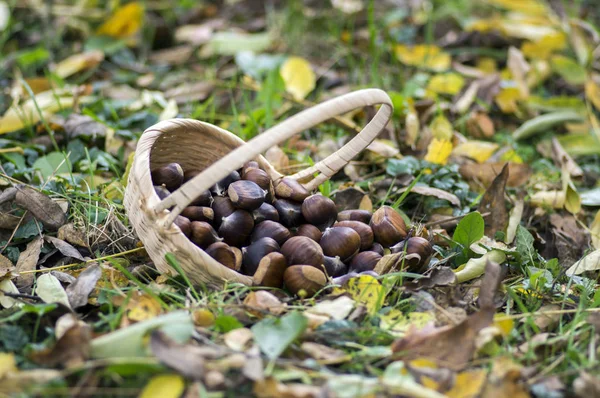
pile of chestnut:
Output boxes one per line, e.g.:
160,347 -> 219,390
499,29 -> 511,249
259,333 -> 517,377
152,161 -> 433,297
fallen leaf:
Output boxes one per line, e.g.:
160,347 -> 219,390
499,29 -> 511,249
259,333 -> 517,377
530,304 -> 562,331
164,81 -> 214,105
15,236 -> 43,287
405,267 -> 457,290
426,73 -> 465,96
53,51 -> 104,79
200,31 -> 272,57
550,55 -> 586,85
30,320 -> 91,367
244,290 -> 287,316
0,353 -> 17,378
513,111 -> 583,141
0,279 -> 19,308
252,312 -> 307,360
395,44 -> 451,71
254,377 -> 321,398
521,32 -> 567,59
265,146 -> 289,172
397,185 -> 461,207
126,291 -> 162,322
452,140 -> 499,163
565,250 -> 600,276
505,200 -> 524,244
35,273 -> 71,308
139,374 -> 185,398
455,250 -> 506,283
63,114 -> 107,139
224,328 -> 254,352
445,369 -> 488,398
66,264 -> 101,309
280,56 -> 316,101
585,79 -> 600,112
481,357 -> 530,398
466,111 -> 495,139
429,115 -> 454,141
391,262 -> 502,370
307,296 -> 355,320
149,330 -> 205,379
11,186 -> 66,230
45,236 -> 84,261
301,342 -> 348,364
0,254 -> 14,279
459,161 -> 531,187
424,138 -> 453,165
573,372 -> 600,397
96,2 -> 144,39
57,223 -> 88,248
380,310 -> 436,336
551,137 -> 583,178
495,87 -> 523,114
507,46 -> 530,97
332,187 -> 371,211
478,163 -> 509,237
333,275 -> 384,315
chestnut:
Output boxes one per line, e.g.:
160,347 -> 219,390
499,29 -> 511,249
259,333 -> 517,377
231,247 -> 243,271
242,237 -> 280,275
280,236 -> 324,268
212,197 -> 236,226
241,161 -> 260,176
190,190 -> 213,207
349,251 -> 382,273
323,256 -> 347,277
206,242 -> 238,270
253,252 -> 287,288
335,220 -> 374,251
284,265 -> 327,297
174,215 -> 191,237
181,206 -> 214,223
183,169 -> 200,182
154,185 -> 170,200
337,209 -> 372,224
218,210 -> 254,247
151,163 -> 184,191
243,168 -> 271,190
295,224 -> 322,242
301,194 -> 337,229
251,220 -> 291,246
370,206 -> 407,247
274,177 -> 309,201
390,237 -> 433,271
190,221 -> 220,249
273,199 -> 304,228
369,242 -> 385,256
319,226 -> 361,262
210,170 -> 240,196
228,180 -> 266,210
252,202 -> 280,224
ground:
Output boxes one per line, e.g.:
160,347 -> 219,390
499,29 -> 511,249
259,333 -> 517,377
0,0 -> 600,397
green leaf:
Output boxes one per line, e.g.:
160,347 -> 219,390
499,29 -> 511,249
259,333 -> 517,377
558,134 -> 600,157
512,111 -> 583,141
453,212 -> 484,249
516,225 -> 535,264
35,274 -> 71,308
32,152 -> 72,180
386,157 -> 420,176
550,55 -> 586,85
214,315 -> 243,333
252,312 -> 307,360
2,152 -> 26,170
201,32 -> 272,57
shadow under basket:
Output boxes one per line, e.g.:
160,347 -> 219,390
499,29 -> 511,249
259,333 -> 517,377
124,88 -> 393,288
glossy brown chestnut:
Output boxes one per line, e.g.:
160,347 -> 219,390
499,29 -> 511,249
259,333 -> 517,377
323,256 -> 347,277
335,220 -> 374,251
295,224 -> 322,242
154,185 -> 170,200
243,168 -> 271,190
273,199 -> 304,228
206,242 -> 238,270
212,197 -> 236,226
190,221 -> 220,249
251,220 -> 291,246
183,169 -> 200,182
369,242 -> 385,256
190,190 -> 213,207
252,202 -> 280,224
210,170 -> 240,196
252,252 -> 287,288
284,265 -> 327,297
337,209 -> 372,224
228,180 -> 266,211
174,215 -> 191,237
370,206 -> 407,247
349,251 -> 382,273
231,247 -> 243,271
242,237 -> 280,275
241,161 -> 260,176
274,177 -> 309,201
151,163 -> 184,191
280,236 -> 324,268
390,236 -> 433,271
181,206 -> 214,223
218,210 -> 254,247
319,226 -> 361,261
301,194 -> 337,229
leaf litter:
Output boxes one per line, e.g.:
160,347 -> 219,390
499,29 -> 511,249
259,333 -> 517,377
1,0 -> 600,396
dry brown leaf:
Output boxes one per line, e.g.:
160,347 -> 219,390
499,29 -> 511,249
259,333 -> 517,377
466,111 -> 495,139
529,304 -> 562,332
66,264 -> 101,309
551,137 -> 583,178
301,342 -> 349,364
265,146 -> 289,172
398,185 -> 461,207
14,186 -> 67,231
0,254 -> 14,279
243,290 -> 286,317
478,163 -> 509,238
63,114 -> 107,139
253,377 -> 321,398
45,236 -> 84,261
404,267 -> 457,291
58,223 -> 89,248
30,320 -> 91,368
459,161 -> 531,187
0,213 -> 21,230
391,262 -> 501,370
164,82 -> 214,105
332,187 -> 371,211
481,357 -> 530,398
574,372 -> 600,398
224,328 -> 254,352
150,331 -> 205,379
15,236 -> 43,287
149,45 -> 194,66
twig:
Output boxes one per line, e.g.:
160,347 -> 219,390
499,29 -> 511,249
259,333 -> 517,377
423,212 -> 491,228
0,292 -> 43,301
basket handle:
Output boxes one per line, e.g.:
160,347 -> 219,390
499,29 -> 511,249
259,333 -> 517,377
156,88 -> 393,226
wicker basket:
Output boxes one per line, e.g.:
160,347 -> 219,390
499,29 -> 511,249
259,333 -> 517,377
124,88 -> 393,287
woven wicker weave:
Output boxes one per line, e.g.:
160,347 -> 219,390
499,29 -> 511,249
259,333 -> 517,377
124,88 -> 393,287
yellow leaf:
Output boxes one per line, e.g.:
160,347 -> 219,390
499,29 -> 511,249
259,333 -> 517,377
426,73 -> 465,95
521,32 -> 567,59
445,369 -> 487,398
495,87 -> 523,114
280,56 -> 316,101
0,353 -> 17,379
590,210 -> 600,249
452,141 -> 499,163
499,149 -> 523,163
492,314 -> 514,337
333,275 -> 384,314
53,51 -> 104,79
585,79 -> 600,112
394,44 -> 450,72
424,138 -> 453,165
139,374 -> 185,398
127,292 -> 162,322
405,105 -> 419,148
476,57 -> 498,74
96,2 -> 144,39
380,310 -> 435,335
429,115 -> 453,141
550,55 -> 586,85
